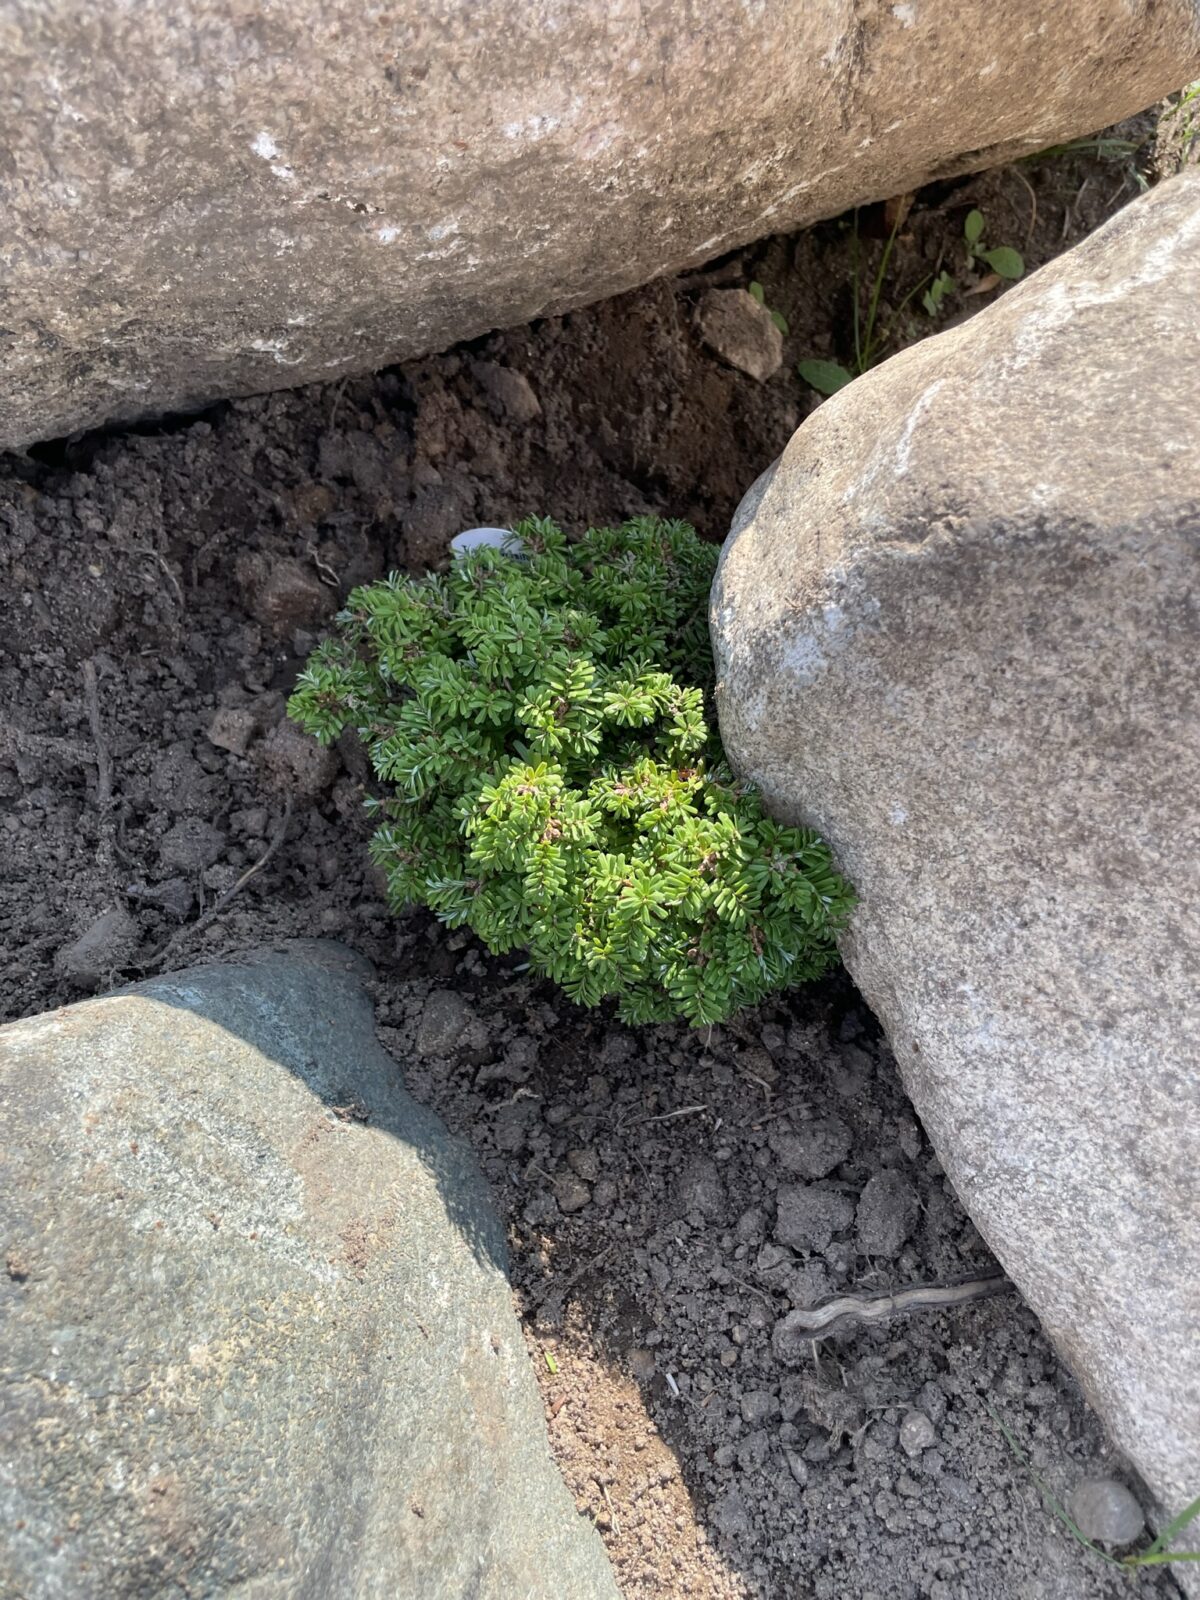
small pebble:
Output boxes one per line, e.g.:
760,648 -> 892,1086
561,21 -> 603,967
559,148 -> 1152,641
416,990 -> 473,1056
246,556 -> 328,637
899,1411 -> 937,1456
567,1148 -> 601,1183
695,288 -> 783,382
256,718 -> 339,799
917,1380 -> 948,1426
159,817 -> 226,872
628,1348 -> 656,1381
207,706 -> 257,756
736,1206 -> 767,1243
676,1156 -> 727,1222
775,1184 -> 855,1252
771,1115 -> 853,1180
1067,1478 -> 1145,1546
470,361 -> 542,424
54,907 -> 138,990
710,1485 -> 751,1538
740,1390 -> 780,1425
553,1173 -> 591,1215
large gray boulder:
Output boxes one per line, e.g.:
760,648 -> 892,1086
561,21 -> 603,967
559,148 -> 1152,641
712,173 -> 1200,1529
4,2 -> 1200,449
0,943 -> 618,1600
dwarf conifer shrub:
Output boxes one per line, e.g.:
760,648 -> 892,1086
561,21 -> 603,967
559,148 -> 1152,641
288,516 -> 853,1025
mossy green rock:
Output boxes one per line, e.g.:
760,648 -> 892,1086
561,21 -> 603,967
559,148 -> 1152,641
0,943 -> 617,1600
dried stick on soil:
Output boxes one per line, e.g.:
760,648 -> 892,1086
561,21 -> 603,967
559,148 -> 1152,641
306,541 -> 341,588
637,1104 -> 709,1126
83,658 -> 115,866
328,375 -> 350,433
141,796 -> 294,971
230,465 -> 293,526
599,1480 -> 620,1536
1009,164 -> 1039,247
129,545 -> 185,610
0,722 -> 93,766
778,1274 -> 1013,1342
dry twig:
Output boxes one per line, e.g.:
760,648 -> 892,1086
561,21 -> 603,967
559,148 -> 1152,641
82,658 -> 116,866
141,796 -> 294,971
0,722 -> 92,766
599,1480 -> 620,1536
777,1274 -> 1013,1341
1009,164 -> 1039,247
129,545 -> 185,609
636,1104 -> 709,1126
306,541 -> 341,588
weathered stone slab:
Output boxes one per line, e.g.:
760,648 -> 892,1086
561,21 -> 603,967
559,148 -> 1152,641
3,1 -> 1199,447
712,173 -> 1200,1530
0,942 -> 618,1599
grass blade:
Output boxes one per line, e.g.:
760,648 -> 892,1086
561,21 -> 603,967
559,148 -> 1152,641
984,1401 -> 1122,1569
1139,1491 -> 1200,1559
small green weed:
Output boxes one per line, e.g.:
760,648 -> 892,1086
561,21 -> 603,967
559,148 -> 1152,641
1022,127 -> 1154,193
921,269 -> 955,318
963,207 -> 1025,281
798,208 -> 908,395
987,1401 -> 1200,1572
799,200 -> 1025,397
796,357 -> 855,396
289,517 -> 854,1026
1160,80 -> 1200,173
748,280 -> 789,336
1027,134 -> 1144,163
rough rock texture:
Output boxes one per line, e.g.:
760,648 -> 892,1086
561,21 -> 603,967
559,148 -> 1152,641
1068,1479 -> 1146,1547
0,943 -> 618,1600
4,3 -> 1200,449
52,906 -> 139,988
712,174 -> 1200,1529
695,290 -> 784,382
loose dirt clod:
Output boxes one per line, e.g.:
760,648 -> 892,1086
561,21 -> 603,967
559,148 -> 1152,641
54,906 -> 138,990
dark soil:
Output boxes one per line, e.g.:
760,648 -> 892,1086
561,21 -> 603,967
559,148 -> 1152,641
0,125 -> 1181,1599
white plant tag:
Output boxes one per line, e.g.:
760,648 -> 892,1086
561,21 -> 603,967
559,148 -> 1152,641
449,526 -> 526,559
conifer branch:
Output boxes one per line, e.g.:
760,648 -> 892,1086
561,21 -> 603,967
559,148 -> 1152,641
288,516 -> 854,1025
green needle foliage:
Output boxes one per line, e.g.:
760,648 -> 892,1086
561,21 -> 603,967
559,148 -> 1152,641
288,516 -> 854,1026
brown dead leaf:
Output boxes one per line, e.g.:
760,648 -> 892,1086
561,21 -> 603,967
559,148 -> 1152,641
884,192 -> 915,232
